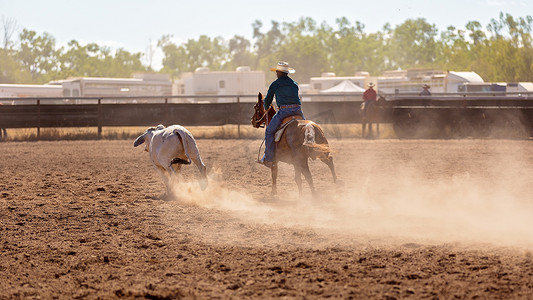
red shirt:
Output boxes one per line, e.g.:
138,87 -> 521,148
363,88 -> 377,102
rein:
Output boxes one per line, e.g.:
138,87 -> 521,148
257,138 -> 266,161
256,108 -> 270,125
254,105 -> 273,128
253,105 -> 271,160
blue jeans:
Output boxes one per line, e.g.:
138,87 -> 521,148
264,106 -> 304,162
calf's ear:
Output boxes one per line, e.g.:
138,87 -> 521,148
133,134 -> 146,147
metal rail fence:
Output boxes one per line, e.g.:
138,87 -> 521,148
1,92 -> 533,139
0,94 -> 365,139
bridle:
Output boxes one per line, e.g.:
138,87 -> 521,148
252,108 -> 270,128
251,101 -> 274,128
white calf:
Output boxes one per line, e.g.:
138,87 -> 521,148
134,124 -> 208,195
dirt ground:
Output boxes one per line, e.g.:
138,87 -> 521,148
1,137 -> 533,299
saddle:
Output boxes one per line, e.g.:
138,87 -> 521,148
274,115 -> 304,142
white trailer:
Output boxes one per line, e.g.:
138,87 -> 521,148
175,66 -> 265,103
0,84 -> 63,104
458,82 -> 533,94
504,82 -> 533,93
377,69 -> 484,94
59,73 -> 172,103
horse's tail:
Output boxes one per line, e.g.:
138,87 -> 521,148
302,122 -> 331,159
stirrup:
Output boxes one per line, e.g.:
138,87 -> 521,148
256,158 -> 274,168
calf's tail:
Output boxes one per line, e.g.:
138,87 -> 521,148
170,129 -> 192,165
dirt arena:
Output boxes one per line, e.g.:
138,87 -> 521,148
1,137 -> 533,299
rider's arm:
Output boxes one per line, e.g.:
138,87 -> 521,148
362,90 -> 369,101
264,81 -> 277,110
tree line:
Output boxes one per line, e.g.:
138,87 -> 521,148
1,13 -> 532,85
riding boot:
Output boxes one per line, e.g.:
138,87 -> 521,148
256,155 -> 274,168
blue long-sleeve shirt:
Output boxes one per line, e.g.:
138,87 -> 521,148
264,75 -> 301,110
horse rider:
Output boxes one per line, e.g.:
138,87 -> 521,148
420,84 -> 431,96
362,82 -> 377,112
257,61 -> 305,168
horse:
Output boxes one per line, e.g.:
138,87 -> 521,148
251,93 -> 337,196
361,95 -> 385,139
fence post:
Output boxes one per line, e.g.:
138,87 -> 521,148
165,98 -> 169,124
237,96 -> 241,139
37,99 -> 41,139
97,98 -> 102,139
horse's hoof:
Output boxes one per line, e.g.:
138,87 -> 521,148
199,178 -> 208,191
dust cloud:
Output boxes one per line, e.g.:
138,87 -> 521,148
167,139 -> 533,249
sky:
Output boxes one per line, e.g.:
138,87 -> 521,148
1,0 -> 532,70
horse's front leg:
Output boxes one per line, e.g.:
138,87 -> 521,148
376,122 -> 380,138
362,121 -> 366,138
271,164 -> 278,196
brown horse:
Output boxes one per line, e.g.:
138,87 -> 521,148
251,93 -> 337,196
361,95 -> 386,138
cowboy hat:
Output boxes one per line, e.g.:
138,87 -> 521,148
367,82 -> 375,88
270,61 -> 295,74
422,84 -> 430,88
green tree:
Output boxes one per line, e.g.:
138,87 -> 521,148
58,40 -> 145,79
474,13 -> 533,82
158,35 -> 229,77
252,20 -> 284,71
275,17 -> 329,83
17,29 -> 59,82
103,48 -> 146,77
158,35 -> 189,77
58,40 -> 104,78
226,35 -> 254,70
3,13 -> 533,85
387,18 -> 438,68
328,18 -> 387,76
0,48 -> 32,83
184,35 -> 228,70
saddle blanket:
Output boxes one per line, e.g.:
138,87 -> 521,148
274,115 -> 304,142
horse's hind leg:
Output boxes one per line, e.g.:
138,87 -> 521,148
321,156 -> 337,183
300,160 -> 316,196
271,164 -> 278,196
294,166 -> 303,196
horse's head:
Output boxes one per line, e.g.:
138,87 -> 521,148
251,92 -> 275,128
251,92 -> 265,128
377,95 -> 387,106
